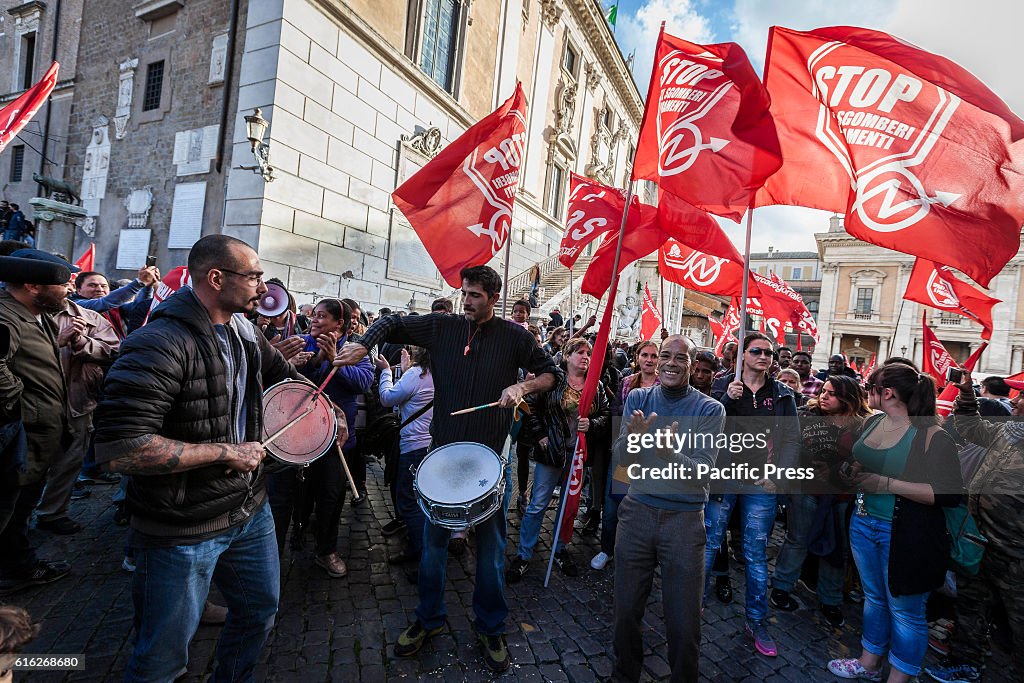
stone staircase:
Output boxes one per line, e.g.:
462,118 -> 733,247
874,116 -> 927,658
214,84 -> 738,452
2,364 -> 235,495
498,253 -> 595,318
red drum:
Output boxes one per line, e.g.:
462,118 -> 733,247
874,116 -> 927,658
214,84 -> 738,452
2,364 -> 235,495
260,380 -> 337,465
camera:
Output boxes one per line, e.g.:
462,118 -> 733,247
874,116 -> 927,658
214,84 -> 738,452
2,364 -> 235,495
146,255 -> 157,267
946,367 -> 964,384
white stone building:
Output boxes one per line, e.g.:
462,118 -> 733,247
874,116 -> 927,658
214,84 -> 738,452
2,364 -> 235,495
815,215 -> 1024,376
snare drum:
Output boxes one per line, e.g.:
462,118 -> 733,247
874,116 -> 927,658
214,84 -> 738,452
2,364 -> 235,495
414,442 -> 506,531
261,379 -> 337,465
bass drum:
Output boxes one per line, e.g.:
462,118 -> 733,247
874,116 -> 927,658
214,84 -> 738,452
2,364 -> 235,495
260,379 -> 337,465
414,442 -> 505,531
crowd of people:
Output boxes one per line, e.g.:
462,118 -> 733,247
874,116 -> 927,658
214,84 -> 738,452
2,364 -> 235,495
0,237 -> 1021,683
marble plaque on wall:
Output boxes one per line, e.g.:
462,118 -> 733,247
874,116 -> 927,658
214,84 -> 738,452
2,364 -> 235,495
168,182 -> 207,249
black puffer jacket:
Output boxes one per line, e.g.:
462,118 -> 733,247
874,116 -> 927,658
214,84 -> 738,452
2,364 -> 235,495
521,370 -> 610,469
93,288 -> 297,538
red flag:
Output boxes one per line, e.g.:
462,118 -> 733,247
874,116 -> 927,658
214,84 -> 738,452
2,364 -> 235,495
795,334 -> 802,351
640,284 -> 662,340
758,26 -> 1024,287
847,354 -> 859,373
559,173 -> 622,268
864,352 -> 877,377
392,84 -> 528,287
921,312 -> 956,384
746,272 -> 807,344
634,31 -> 781,220
904,259 -> 999,340
936,343 -> 987,417
581,191 -> 740,298
708,314 -> 724,346
144,266 -> 190,325
557,437 -> 587,546
713,299 -> 742,356
0,62 -> 59,153
658,239 -> 757,297
70,243 -> 95,284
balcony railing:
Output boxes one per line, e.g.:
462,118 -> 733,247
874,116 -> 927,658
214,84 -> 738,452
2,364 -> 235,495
935,316 -> 963,326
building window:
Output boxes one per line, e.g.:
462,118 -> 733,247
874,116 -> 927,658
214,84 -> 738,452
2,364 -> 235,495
792,267 -> 802,280
807,300 -> 819,313
546,163 -> 566,219
601,106 -> 615,131
20,32 -> 36,90
563,42 -> 579,79
855,287 -> 873,314
142,60 -> 165,111
419,0 -> 461,93
9,145 -> 25,182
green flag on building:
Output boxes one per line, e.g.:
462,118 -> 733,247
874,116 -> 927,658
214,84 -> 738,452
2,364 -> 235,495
605,3 -> 617,27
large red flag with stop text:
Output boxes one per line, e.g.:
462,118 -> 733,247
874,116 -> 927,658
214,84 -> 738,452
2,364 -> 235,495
634,31 -> 781,221
559,173 -> 623,269
658,239 -> 757,297
0,62 -> 58,153
903,259 -> 999,340
758,26 -> 1024,287
640,284 -> 662,340
393,83 -> 527,287
921,313 -> 957,385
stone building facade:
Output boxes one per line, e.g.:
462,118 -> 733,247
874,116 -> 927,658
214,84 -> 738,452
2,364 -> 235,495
54,0 -> 247,272
0,0 -> 84,220
221,0 -> 647,314
815,215 -> 1024,376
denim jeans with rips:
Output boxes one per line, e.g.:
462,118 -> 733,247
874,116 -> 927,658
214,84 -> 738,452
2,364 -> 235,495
703,493 -> 777,622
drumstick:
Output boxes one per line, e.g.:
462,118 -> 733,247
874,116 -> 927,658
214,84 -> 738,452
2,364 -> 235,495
260,367 -> 340,449
450,401 -> 500,416
335,442 -> 360,500
450,399 -> 531,416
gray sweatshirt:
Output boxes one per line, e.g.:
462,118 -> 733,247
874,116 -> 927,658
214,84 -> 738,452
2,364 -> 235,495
613,383 -> 726,510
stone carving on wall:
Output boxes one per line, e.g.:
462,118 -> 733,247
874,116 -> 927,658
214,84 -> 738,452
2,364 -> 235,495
554,81 -> 577,135
584,62 -> 601,92
125,187 -> 155,229
114,59 -> 138,140
401,126 -> 443,159
173,125 -> 219,176
82,118 -> 111,218
539,0 -> 564,29
209,33 -> 228,84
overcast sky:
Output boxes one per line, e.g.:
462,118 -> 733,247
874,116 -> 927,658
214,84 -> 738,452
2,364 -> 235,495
610,0 -> 1024,253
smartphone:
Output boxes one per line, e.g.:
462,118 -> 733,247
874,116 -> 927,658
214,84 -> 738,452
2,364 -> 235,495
146,255 -> 157,267
838,461 -> 853,478
946,367 -> 964,384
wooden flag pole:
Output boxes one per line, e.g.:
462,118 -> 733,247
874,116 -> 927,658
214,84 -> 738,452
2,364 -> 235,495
660,275 -> 667,335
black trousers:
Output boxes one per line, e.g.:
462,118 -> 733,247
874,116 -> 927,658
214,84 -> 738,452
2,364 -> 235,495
0,480 -> 45,578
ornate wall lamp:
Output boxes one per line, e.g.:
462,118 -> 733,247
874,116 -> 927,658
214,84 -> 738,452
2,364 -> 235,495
239,108 -> 275,182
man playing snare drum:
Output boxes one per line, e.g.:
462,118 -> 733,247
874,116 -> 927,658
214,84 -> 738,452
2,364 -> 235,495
93,235 -> 345,683
334,265 -> 556,672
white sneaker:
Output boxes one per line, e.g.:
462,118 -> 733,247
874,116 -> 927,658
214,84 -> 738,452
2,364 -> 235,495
591,551 -> 610,570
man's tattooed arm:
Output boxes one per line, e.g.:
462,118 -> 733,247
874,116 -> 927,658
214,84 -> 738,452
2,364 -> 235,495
103,436 -> 246,475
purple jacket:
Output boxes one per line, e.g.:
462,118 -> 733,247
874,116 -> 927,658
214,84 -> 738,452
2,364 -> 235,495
299,335 -> 373,450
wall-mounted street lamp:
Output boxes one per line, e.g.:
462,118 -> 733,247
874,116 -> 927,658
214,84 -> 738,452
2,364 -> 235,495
901,345 -> 908,357
239,108 -> 275,182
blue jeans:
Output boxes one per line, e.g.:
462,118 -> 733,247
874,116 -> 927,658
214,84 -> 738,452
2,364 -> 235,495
703,493 -> 777,622
772,496 -> 848,606
849,513 -> 930,677
124,502 -> 280,683
600,465 -> 620,556
397,447 -> 429,553
416,459 -> 512,636
517,461 -> 567,560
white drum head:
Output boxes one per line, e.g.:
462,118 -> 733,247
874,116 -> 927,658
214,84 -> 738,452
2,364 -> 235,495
417,443 -> 502,504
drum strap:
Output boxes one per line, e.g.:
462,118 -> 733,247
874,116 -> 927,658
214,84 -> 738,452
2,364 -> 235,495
399,401 -> 433,431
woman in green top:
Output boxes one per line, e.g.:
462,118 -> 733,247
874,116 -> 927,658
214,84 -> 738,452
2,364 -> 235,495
828,362 -> 963,683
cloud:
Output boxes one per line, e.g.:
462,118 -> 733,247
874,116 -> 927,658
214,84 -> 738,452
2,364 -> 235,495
729,0 -> 898,70
616,0 -> 716,96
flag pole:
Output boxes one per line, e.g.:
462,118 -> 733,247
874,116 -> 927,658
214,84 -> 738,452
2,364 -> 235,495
569,267 -> 574,330
544,175 -> 636,589
737,204 -> 755,378
892,299 -> 906,357
659,275 -> 667,336
501,236 -> 513,319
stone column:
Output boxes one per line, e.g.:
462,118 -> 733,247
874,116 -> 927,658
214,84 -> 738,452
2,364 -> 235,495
878,336 -> 890,360
1011,346 -> 1024,374
30,198 -> 88,259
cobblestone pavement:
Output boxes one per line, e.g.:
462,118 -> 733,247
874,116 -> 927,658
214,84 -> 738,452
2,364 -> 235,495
8,461 -> 1016,682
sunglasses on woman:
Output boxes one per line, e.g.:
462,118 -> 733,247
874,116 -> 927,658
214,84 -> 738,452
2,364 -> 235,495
747,347 -> 772,356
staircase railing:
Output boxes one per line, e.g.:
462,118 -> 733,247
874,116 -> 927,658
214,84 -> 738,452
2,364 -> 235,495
506,252 -> 564,297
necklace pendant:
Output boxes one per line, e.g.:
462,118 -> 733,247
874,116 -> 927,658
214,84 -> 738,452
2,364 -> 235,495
464,345 -> 470,356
